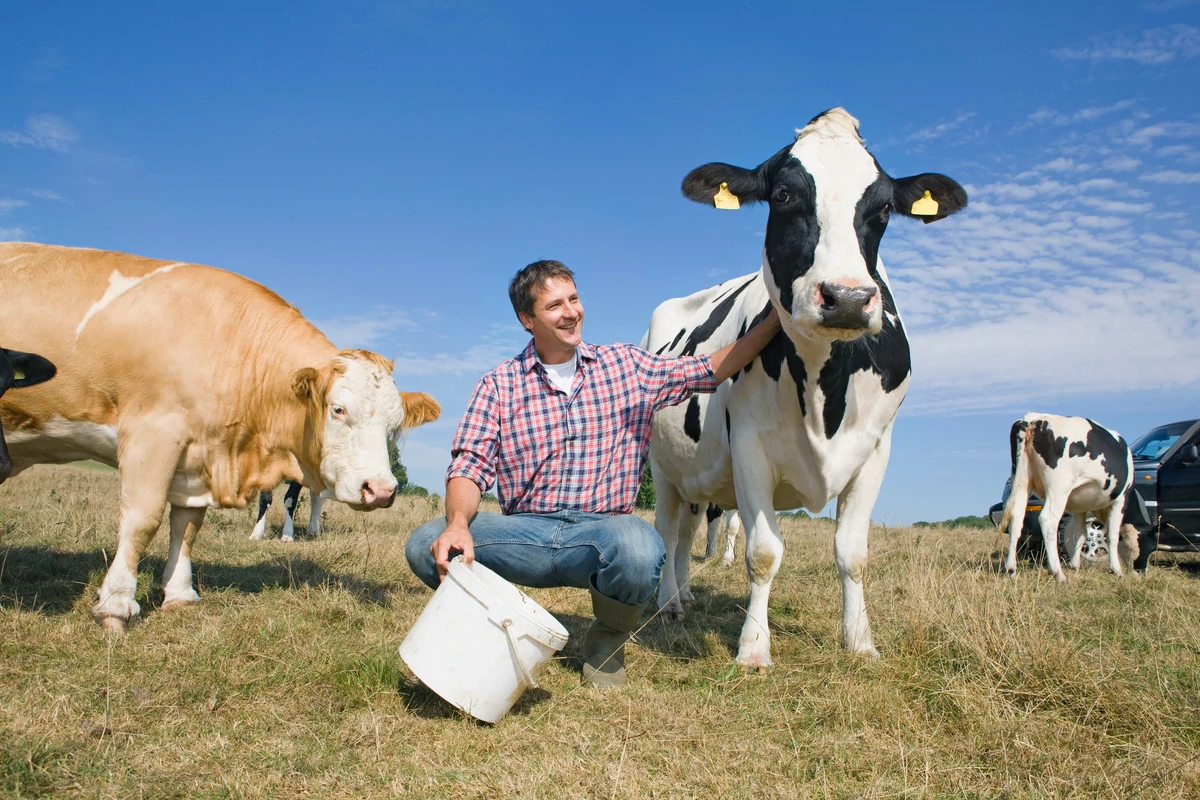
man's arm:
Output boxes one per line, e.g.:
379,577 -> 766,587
430,477 -> 482,580
708,305 -> 781,383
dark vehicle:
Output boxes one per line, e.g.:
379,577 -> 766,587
989,418 -> 1200,568
1129,419 -> 1200,555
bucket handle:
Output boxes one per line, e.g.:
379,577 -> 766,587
498,617 -> 539,689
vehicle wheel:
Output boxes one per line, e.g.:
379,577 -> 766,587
1078,520 -> 1109,565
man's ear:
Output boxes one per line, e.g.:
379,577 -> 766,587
893,173 -> 968,224
399,391 -> 442,429
3,349 -> 56,389
517,312 -> 534,332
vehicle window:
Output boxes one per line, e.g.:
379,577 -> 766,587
1130,423 -> 1193,460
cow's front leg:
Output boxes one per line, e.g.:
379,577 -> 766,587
93,425 -> 183,631
673,502 -> 702,605
732,453 -> 782,668
162,505 -> 206,610
1039,499 -> 1068,582
651,459 -> 687,621
306,492 -> 325,537
833,435 -> 891,658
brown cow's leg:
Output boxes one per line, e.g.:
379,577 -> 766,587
161,505 -> 206,610
93,424 -> 183,631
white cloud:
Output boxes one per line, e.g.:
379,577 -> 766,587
1126,121 -> 1200,146
393,342 -> 524,377
0,225 -> 29,241
1141,0 -> 1199,11
0,113 -> 77,152
1103,155 -> 1142,171
905,111 -> 977,143
1019,101 -> 1138,131
0,199 -> 30,215
27,188 -> 64,201
309,307 -> 428,350
1142,169 -> 1200,183
1055,24 -> 1200,65
1077,196 -> 1154,213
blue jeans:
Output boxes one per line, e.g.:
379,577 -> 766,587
405,511 -> 665,606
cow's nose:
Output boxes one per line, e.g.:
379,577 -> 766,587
361,479 -> 397,508
817,282 -> 877,329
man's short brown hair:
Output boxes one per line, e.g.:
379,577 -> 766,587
509,260 -> 576,323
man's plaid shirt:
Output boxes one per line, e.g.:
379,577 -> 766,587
446,340 -> 716,514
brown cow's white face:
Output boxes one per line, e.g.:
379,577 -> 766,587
319,356 -> 406,509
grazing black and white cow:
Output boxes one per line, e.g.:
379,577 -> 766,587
0,348 -> 57,483
646,108 -> 967,667
1000,413 -> 1138,580
250,481 -> 326,542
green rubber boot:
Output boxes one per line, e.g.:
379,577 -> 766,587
582,585 -> 648,689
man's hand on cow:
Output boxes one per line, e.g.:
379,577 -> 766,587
431,524 -> 476,581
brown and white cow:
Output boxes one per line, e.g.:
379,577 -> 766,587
0,242 -> 440,630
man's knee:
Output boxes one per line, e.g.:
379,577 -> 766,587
603,515 -> 666,582
405,517 -> 447,590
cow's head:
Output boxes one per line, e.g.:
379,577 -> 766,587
0,348 -> 57,484
292,349 -> 441,510
682,108 -> 967,340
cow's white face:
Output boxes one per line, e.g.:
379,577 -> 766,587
681,108 -> 967,344
319,356 -> 405,509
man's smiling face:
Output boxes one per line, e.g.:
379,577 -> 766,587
519,277 -> 584,361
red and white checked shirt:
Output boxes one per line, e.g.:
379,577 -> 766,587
447,340 -> 716,514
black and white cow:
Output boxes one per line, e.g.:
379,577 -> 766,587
646,108 -> 966,667
1000,413 -> 1138,580
250,481 -> 326,542
0,348 -> 57,483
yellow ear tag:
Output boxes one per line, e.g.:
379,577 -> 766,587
713,182 -> 740,210
910,190 -> 939,216
12,367 -> 24,381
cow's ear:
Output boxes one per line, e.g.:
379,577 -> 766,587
682,162 -> 768,208
4,350 -> 56,388
292,367 -> 326,405
893,173 -> 968,224
399,391 -> 441,429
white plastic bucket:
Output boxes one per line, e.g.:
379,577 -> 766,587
399,557 -> 569,724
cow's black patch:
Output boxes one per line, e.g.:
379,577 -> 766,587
656,327 -> 687,356
684,396 -> 702,443
854,176 -> 892,283
1009,420 -> 1029,474
815,307 -> 910,438
678,277 -> 756,356
1083,421 -> 1131,501
1030,420 -> 1068,469
688,503 -> 699,515
1068,440 -> 1087,459
705,503 -> 723,523
763,159 -> 820,315
725,409 -> 731,441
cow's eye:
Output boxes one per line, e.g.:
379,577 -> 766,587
331,405 -> 346,418
772,186 -> 790,204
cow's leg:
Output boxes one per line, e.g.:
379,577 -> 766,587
673,502 -> 702,606
280,482 -> 302,542
833,438 -> 889,658
704,505 -> 721,560
722,510 -> 741,568
733,452 -> 782,668
651,459 -> 686,621
1101,502 -> 1125,577
306,491 -> 325,537
250,489 -> 272,540
1066,513 -> 1085,570
162,505 -> 206,609
93,428 -> 183,630
1039,498 -> 1068,582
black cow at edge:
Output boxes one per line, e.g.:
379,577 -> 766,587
0,348 -> 57,483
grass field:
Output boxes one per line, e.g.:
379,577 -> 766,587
2,465 -> 1199,799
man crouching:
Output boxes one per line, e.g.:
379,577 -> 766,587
406,260 -> 778,688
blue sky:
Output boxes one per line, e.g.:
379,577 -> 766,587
3,1 -> 1198,524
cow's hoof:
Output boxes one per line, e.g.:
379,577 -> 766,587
721,557 -> 735,568
854,645 -> 881,660
1005,567 -> 1017,577
1052,571 -> 1066,583
161,590 -> 201,611
249,531 -> 267,541
281,534 -> 295,543
735,653 -> 774,671
95,614 -> 138,632
659,605 -> 685,623
678,588 -> 696,605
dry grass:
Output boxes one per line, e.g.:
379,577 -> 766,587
1,465 -> 1199,799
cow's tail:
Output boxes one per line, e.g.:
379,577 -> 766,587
999,419 -> 1031,534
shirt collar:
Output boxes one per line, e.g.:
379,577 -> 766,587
519,340 -> 596,373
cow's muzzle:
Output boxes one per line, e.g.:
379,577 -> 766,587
817,282 -> 877,330
360,478 -> 397,509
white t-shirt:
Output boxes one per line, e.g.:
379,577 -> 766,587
540,350 -> 578,395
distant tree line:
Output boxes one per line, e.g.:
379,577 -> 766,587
912,515 -> 993,530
